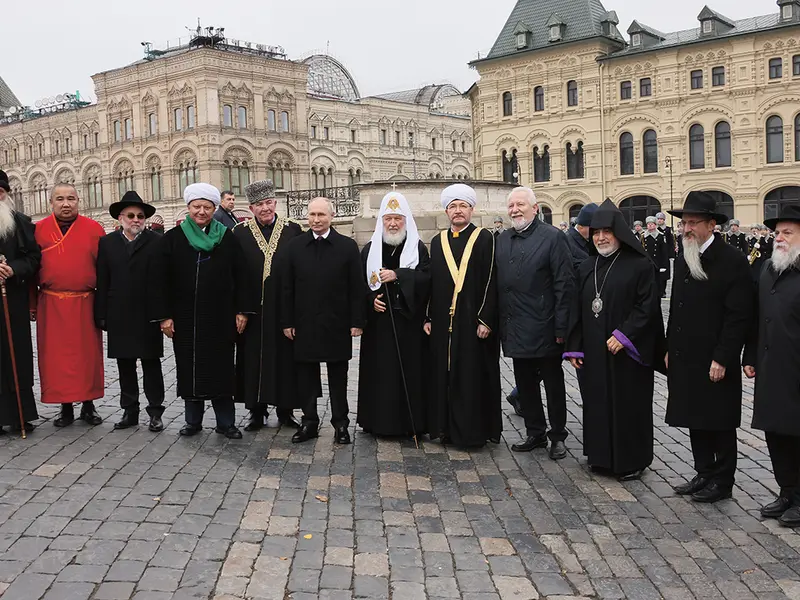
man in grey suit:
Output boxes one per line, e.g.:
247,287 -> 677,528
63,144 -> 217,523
214,190 -> 239,229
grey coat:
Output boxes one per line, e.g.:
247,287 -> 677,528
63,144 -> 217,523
495,219 -> 575,358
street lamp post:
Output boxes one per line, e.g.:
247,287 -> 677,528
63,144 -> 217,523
664,156 -> 675,228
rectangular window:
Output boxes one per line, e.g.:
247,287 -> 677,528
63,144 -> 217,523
567,81 -> 578,106
311,125 -> 317,139
114,120 -> 121,142
83,134 -> 88,149
174,108 -> 183,131
54,140 -> 59,154
237,106 -> 247,129
65,138 -> 70,153
395,130 -> 401,146
351,129 -> 356,143
640,78 -> 652,97
691,69 -> 703,89
187,105 -> 195,129
794,55 -> 800,76
94,132 -> 99,147
125,118 -> 133,139
620,81 -> 632,100
267,110 -> 276,131
223,105 -> 233,127
431,137 -> 437,150
381,129 -> 387,145
702,20 -> 712,33
281,111 -> 289,132
769,57 -> 783,79
452,139 -> 457,152
783,4 -> 793,19
632,33 -> 641,47
38,143 -> 43,157
462,141 -> 466,153
712,66 -> 725,86
323,126 -> 330,140
408,132 -> 414,147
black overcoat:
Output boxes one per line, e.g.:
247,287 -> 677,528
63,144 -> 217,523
727,231 -> 749,255
233,218 -> 304,410
95,229 -> 164,359
744,262 -> 800,436
148,226 -> 254,400
0,214 -> 40,425
565,226 -> 593,272
665,237 -> 754,430
280,228 -> 367,363
495,219 -> 574,358
642,232 -> 670,283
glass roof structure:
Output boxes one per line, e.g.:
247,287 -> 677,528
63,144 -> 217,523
304,55 -> 360,101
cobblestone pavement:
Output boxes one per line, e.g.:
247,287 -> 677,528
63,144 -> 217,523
1,313 -> 799,600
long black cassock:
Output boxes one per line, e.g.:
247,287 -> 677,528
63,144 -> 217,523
426,223 -> 501,447
357,239 -> 431,436
565,200 -> 665,475
0,214 -> 41,427
233,216 -> 303,412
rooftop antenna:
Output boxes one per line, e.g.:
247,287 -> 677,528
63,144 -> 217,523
326,40 -> 330,55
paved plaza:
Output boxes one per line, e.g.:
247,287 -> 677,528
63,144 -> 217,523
0,315 -> 799,600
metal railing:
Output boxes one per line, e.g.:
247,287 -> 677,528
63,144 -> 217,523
285,185 -> 361,220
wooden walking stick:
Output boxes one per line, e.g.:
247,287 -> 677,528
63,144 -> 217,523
0,255 -> 26,439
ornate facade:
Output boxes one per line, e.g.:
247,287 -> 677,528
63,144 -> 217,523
469,0 -> 800,226
0,36 -> 471,228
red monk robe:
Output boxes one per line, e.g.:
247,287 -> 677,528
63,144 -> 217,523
34,214 -> 105,404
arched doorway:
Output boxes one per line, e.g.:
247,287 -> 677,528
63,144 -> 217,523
619,195 -> 661,226
765,186 -> 800,221
539,205 -> 553,225
568,203 -> 583,221
695,191 -> 734,221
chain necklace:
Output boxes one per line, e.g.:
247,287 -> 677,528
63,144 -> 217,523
592,252 -> 622,318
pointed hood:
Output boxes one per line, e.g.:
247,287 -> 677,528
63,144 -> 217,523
590,198 -> 648,258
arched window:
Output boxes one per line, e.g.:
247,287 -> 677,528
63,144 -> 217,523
150,166 -> 162,202
502,92 -> 512,117
765,186 -> 800,221
281,111 -> 290,132
267,110 -> 276,131
9,182 -> 23,213
567,81 -> 578,106
85,166 -> 103,209
620,132 -> 634,175
620,196 -> 662,226
767,115 -> 784,163
31,175 -> 48,215
714,122 -> 731,168
566,141 -> 584,179
568,204 -> 583,221
187,105 -> 196,129
223,105 -> 233,127
502,149 -> 518,183
795,114 -> 800,161
237,106 -> 247,129
222,160 -> 250,195
174,108 -> 183,131
643,130 -> 658,174
178,159 -> 198,195
539,205 -> 553,225
534,86 -> 544,112
689,124 -> 705,169
116,164 -> 135,199
533,145 -> 551,182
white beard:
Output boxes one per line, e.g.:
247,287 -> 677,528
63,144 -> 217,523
0,200 -> 17,241
596,240 -> 620,257
512,217 -> 532,231
383,228 -> 407,247
682,236 -> 708,281
771,243 -> 800,274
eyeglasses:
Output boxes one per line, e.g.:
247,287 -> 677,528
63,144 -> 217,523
123,213 -> 146,220
679,219 -> 709,228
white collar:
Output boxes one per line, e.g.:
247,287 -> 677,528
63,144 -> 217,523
313,229 -> 331,240
700,235 -> 715,255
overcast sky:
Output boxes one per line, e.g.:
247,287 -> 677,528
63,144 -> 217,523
4,0 -> 778,105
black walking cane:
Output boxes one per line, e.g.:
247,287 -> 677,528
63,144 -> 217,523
383,280 -> 420,449
0,256 -> 26,439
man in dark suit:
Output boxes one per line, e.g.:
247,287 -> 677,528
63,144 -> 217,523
281,197 -> 366,444
213,190 -> 239,229
665,191 -> 754,503
95,192 -> 165,432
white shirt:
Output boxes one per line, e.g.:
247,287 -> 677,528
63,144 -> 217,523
700,234 -> 715,255
313,229 -> 331,240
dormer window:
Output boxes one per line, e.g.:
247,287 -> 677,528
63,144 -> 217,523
702,19 -> 713,33
784,4 -> 793,19
516,32 -> 526,48
632,33 -> 641,47
549,25 -> 561,41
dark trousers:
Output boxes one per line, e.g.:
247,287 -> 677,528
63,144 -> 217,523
513,357 -> 567,442
689,429 -> 737,488
297,361 -> 349,429
118,358 -> 165,417
251,405 -> 294,420
766,432 -> 800,504
184,397 -> 235,428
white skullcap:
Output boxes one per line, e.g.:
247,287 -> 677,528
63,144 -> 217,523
365,192 -> 421,291
184,183 -> 221,207
441,183 -> 477,210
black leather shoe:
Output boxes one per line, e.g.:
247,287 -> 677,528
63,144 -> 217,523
114,411 -> 139,430
335,426 -> 351,445
215,425 -> 242,439
691,481 -> 732,503
549,440 -> 567,460
761,496 -> 792,519
279,416 -> 302,430
618,469 -> 644,482
292,425 -> 319,443
673,475 -> 709,496
148,416 -> 164,432
0,427 -> 5,435
778,505 -> 800,527
506,392 -> 524,417
511,435 -> 548,453
180,424 -> 202,436
11,421 -> 35,433
54,404 -> 75,428
79,402 -> 102,426
244,410 -> 265,432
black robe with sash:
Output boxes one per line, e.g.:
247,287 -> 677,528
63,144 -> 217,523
426,223 -> 501,447
233,216 -> 304,411
357,239 -> 431,436
565,200 -> 665,474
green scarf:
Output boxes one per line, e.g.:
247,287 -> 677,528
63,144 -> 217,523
181,216 -> 226,252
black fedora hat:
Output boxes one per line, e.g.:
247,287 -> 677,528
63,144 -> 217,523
109,191 -> 156,220
765,204 -> 800,231
0,170 -> 9,193
667,191 -> 729,225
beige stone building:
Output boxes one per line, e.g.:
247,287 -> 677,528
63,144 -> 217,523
0,28 -> 471,229
469,0 -> 800,226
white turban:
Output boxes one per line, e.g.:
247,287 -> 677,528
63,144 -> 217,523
441,183 -> 477,210
184,183 -> 221,207
366,192 -> 421,291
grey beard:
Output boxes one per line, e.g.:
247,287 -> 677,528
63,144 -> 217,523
771,245 -> 800,274
596,242 -> 620,257
682,237 -> 708,281
0,200 -> 17,241
512,218 -> 532,232
383,230 -> 407,247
